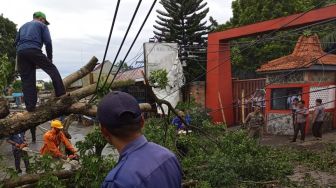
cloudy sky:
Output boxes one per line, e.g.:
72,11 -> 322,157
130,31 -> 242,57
0,0 -> 233,80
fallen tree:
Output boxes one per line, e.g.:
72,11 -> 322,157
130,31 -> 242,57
0,56 -> 152,138
0,57 -> 189,186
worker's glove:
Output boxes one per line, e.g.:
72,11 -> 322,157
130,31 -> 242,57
19,143 -> 28,149
68,154 -> 79,160
15,143 -> 21,149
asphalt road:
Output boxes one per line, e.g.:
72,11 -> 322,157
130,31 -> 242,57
0,121 -> 119,178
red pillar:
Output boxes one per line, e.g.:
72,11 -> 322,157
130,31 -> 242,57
206,37 -> 234,125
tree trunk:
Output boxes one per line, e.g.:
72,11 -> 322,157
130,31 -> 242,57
2,170 -> 75,188
0,97 -> 9,118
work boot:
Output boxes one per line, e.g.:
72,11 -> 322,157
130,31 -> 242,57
26,107 -> 36,112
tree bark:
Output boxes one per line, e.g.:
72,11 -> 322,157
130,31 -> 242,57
0,97 -> 9,118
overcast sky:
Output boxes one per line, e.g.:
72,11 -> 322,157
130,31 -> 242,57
0,0 -> 233,81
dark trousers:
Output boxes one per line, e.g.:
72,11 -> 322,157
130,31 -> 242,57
17,49 -> 65,111
312,121 -> 323,138
30,127 -> 36,142
293,123 -> 306,142
13,149 -> 29,172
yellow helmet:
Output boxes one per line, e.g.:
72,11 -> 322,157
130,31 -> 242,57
51,120 -> 63,129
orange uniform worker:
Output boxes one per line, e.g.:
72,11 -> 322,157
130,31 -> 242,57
40,120 -> 77,159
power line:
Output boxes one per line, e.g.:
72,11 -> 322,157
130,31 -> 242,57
159,18 -> 336,54
266,99 -> 335,123
148,1 -> 332,109
93,0 -> 121,96
106,0 -> 158,91
99,0 -> 143,90
89,0 -> 143,103
154,46 -> 336,114
89,0 -> 157,102
209,85 -> 336,114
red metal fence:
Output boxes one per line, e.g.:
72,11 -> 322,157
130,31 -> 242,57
232,78 -> 266,125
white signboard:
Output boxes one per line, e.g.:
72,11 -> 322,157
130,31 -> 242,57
144,43 -> 185,114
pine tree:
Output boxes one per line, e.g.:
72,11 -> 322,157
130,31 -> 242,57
153,0 -> 209,81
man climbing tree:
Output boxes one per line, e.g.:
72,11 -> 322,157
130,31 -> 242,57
15,11 -> 65,112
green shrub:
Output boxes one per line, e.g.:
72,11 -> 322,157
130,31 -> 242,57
149,69 -> 168,89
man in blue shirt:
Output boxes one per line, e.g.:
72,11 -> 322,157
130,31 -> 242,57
7,132 -> 30,173
97,91 -> 182,188
15,11 -> 65,112
172,110 -> 191,130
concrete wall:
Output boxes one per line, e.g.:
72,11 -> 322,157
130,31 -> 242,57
266,72 -> 304,84
188,81 -> 205,107
308,72 -> 336,82
267,112 -> 334,135
267,113 -> 293,135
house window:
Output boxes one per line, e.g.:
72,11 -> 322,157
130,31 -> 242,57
271,88 -> 302,110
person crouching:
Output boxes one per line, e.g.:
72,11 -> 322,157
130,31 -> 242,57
40,120 -> 77,159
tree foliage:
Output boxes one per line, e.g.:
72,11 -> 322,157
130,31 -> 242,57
12,79 -> 22,92
115,60 -> 133,72
153,0 -> 209,81
44,81 -> 54,91
149,69 -> 168,89
0,55 -> 12,95
0,14 -> 17,89
1,104 -> 336,187
214,0 -> 336,79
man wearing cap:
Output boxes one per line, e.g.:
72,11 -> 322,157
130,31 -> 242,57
40,120 -> 77,159
98,91 -> 182,188
15,11 -> 65,112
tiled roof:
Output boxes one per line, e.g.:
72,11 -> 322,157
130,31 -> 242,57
257,35 -> 336,72
115,67 -> 144,82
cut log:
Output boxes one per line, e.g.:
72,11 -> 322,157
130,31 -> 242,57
2,170 -> 75,188
63,56 -> 98,89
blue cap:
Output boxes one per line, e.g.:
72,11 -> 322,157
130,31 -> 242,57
97,91 -> 141,129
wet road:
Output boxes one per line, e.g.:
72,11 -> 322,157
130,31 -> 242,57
0,121 -> 118,177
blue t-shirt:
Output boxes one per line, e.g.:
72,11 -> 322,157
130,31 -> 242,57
101,135 -> 182,188
15,20 -> 53,60
172,115 -> 191,130
7,132 -> 25,150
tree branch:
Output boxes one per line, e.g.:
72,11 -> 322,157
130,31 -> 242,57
141,71 -> 221,147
